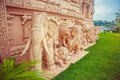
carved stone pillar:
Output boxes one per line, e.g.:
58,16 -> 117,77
90,1 -> 94,19
0,0 -> 9,60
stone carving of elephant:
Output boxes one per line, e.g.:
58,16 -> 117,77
21,12 -> 51,71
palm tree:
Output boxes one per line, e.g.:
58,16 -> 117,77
0,58 -> 48,80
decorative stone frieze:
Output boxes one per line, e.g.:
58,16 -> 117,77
0,0 -> 100,78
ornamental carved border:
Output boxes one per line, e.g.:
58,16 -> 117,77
0,0 -> 9,60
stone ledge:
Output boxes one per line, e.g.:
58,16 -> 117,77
44,51 -> 89,80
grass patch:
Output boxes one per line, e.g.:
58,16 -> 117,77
53,33 -> 120,80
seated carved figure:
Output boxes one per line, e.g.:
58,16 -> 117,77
54,47 -> 72,67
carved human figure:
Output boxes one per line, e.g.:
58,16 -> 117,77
73,24 -> 83,52
45,17 -> 59,70
81,22 -> 90,46
66,26 -> 82,54
21,12 -> 51,72
95,27 -> 100,39
89,27 -> 96,43
65,27 -> 77,51
58,19 -> 68,47
58,19 -> 82,54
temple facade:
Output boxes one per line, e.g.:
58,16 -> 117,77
0,0 -> 100,77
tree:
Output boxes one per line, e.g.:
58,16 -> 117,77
94,20 -> 115,27
115,10 -> 120,32
94,20 -> 104,26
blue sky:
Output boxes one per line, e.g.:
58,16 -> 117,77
93,0 -> 120,21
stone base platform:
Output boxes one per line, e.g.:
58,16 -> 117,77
84,42 -> 96,49
44,51 -> 89,80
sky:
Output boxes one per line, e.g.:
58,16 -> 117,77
93,0 -> 120,21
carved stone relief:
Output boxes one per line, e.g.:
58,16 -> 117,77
71,0 -> 79,3
0,0 -> 9,59
0,0 -> 101,76
5,0 -> 31,8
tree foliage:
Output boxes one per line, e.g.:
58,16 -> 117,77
115,10 -> 120,32
94,20 -> 115,27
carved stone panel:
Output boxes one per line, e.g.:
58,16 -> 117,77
71,0 -> 79,3
31,0 -> 46,10
5,0 -> 31,8
5,7 -> 32,63
0,0 -> 9,59
0,0 -> 99,77
46,3 -> 58,13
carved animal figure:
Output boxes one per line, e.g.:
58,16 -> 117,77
21,12 -> 51,71
54,47 -> 72,67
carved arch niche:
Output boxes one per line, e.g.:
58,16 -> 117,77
86,5 -> 90,18
82,1 -> 90,18
6,8 -> 32,63
7,14 -> 24,47
6,8 -> 32,48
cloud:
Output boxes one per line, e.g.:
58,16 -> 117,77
93,5 -> 115,21
93,0 -> 120,21
95,6 -> 113,15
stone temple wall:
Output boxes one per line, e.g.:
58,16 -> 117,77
0,0 -> 100,77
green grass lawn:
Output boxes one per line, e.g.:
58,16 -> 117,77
53,33 -> 120,80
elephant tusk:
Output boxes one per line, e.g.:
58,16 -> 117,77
43,38 -> 51,57
21,39 -> 31,56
